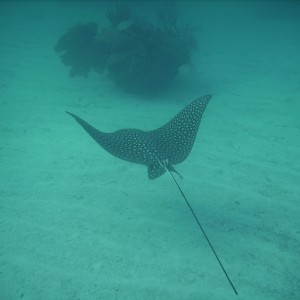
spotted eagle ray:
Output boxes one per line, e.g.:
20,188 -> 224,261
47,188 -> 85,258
66,95 -> 238,295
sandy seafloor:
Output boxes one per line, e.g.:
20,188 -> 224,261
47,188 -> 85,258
0,1 -> 299,299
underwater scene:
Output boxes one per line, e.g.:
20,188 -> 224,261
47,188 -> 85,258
0,1 -> 299,299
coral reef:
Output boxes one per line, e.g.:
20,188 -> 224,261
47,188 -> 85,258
55,23 -> 98,78
55,5 -> 197,94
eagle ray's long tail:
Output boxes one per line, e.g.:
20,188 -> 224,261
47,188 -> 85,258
161,160 -> 238,296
